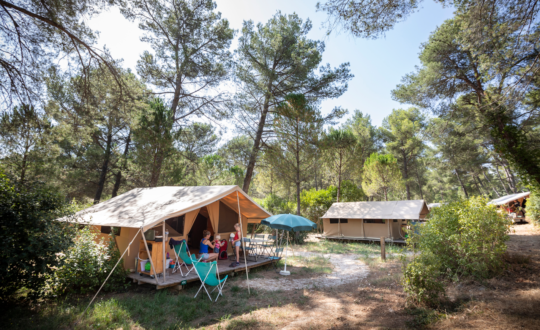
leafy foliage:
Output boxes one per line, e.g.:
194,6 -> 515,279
362,153 -> 404,201
526,192 -> 540,226
0,173 -> 76,300
402,197 -> 510,305
53,227 -> 129,295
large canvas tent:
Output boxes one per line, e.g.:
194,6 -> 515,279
321,200 -> 429,240
68,185 -> 272,272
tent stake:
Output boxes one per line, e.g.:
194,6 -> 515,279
76,227 -> 141,325
237,191 -> 250,294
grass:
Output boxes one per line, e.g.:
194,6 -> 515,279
2,283 -> 261,330
276,255 -> 333,274
300,240 -> 404,255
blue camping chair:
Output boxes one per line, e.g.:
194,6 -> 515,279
192,260 -> 228,302
173,241 -> 202,277
241,237 -> 258,261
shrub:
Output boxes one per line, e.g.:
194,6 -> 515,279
0,173 -> 76,300
402,197 -> 510,305
53,227 -> 129,294
526,192 -> 540,226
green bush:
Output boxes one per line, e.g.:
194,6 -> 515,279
526,192 -> 540,226
402,197 -> 510,305
53,227 -> 129,294
0,173 -> 76,300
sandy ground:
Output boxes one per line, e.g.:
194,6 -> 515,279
204,222 -> 540,330
239,252 -> 370,291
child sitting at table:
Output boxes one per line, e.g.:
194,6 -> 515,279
213,235 -> 222,253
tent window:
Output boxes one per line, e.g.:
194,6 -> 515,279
393,220 -> 398,222
329,218 -> 339,224
340,219 -> 348,223
219,201 -> 238,233
364,219 -> 385,224
101,226 -> 121,235
165,215 -> 185,236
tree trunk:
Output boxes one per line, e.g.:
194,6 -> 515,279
112,132 -> 131,197
482,168 -> 500,197
94,132 -> 113,204
296,121 -> 301,215
337,151 -> 342,202
455,169 -> 469,199
402,152 -> 410,200
149,148 -> 165,187
475,174 -> 489,196
415,162 -> 424,200
20,144 -> 29,184
495,165 -> 510,194
502,164 -> 517,193
242,91 -> 272,193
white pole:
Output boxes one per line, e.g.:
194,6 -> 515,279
280,230 -> 291,275
162,220 -> 166,283
141,227 -> 160,286
236,191 -> 250,294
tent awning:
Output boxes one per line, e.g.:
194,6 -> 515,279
488,192 -> 530,206
62,185 -> 271,231
321,200 -> 429,220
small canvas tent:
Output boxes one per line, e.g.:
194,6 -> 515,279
488,192 -> 530,206
321,200 -> 429,240
68,185 -> 271,272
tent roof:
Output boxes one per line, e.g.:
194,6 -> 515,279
66,185 -> 271,230
488,192 -> 530,206
322,200 -> 429,220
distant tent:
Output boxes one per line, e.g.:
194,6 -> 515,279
488,192 -> 530,206
427,203 -> 442,209
321,200 -> 429,240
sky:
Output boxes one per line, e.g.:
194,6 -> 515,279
87,0 -> 454,134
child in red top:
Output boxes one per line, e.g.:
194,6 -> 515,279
230,223 -> 242,267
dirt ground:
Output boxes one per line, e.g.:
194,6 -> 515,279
206,223 -> 540,330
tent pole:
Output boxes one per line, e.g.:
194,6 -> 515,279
141,226 -> 160,286
77,227 -> 141,325
237,191 -> 250,294
163,220 -> 166,283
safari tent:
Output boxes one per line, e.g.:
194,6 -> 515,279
71,185 -> 272,272
488,191 -> 530,207
321,200 -> 430,241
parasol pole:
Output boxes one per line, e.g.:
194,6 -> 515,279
237,191 -> 250,294
280,230 -> 290,275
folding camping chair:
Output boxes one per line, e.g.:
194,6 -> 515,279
241,237 -> 258,261
260,235 -> 276,257
192,260 -> 228,302
172,241 -> 202,277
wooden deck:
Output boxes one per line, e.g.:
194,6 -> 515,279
127,257 -> 276,290
316,235 -> 406,244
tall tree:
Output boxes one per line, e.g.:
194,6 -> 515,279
379,108 -> 425,200
392,14 -> 540,187
320,128 -> 357,202
122,0 -> 234,183
0,104 -> 54,184
0,0 -> 120,109
234,12 -> 353,193
47,65 -> 146,203
362,153 -> 404,201
267,94 -> 340,215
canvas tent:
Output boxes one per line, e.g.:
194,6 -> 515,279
488,192 -> 530,206
68,185 -> 271,272
321,200 -> 429,240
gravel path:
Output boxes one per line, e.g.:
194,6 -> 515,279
240,252 -> 370,291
